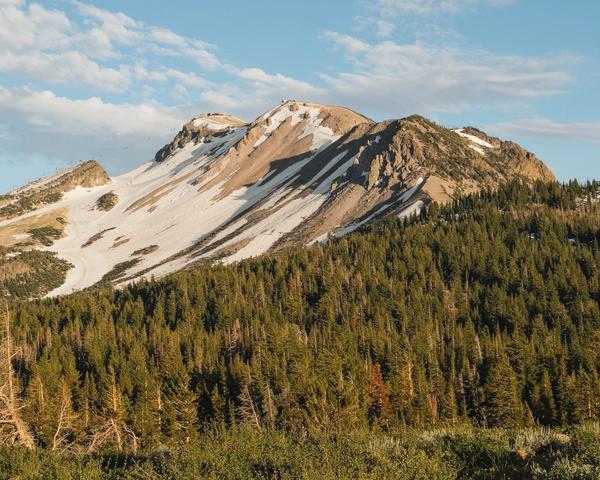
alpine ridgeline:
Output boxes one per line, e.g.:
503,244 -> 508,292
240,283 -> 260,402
0,101 -> 554,297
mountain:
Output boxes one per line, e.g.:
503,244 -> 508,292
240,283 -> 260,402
0,100 -> 554,298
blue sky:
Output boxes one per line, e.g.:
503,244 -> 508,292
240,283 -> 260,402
0,0 -> 598,193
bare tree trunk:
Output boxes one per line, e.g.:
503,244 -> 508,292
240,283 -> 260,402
110,418 -> 122,451
0,297 -> 35,449
263,382 -> 275,426
123,424 -> 139,454
237,384 -> 262,431
156,384 -> 162,433
52,385 -> 75,451
87,369 -> 138,453
88,418 -> 139,453
52,397 -> 68,451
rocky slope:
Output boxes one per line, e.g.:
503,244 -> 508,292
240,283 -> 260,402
0,160 -> 110,221
0,100 -> 554,297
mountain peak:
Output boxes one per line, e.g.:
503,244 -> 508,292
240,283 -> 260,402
254,100 -> 371,133
154,113 -> 246,163
189,113 -> 246,131
0,100 -> 555,297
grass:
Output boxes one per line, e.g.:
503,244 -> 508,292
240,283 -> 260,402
0,425 -> 598,479
0,209 -> 67,247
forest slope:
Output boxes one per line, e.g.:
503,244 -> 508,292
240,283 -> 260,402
0,180 -> 599,455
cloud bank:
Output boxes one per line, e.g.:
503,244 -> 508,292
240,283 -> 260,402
0,0 -> 593,191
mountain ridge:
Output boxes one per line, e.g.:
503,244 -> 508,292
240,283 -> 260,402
0,100 -> 554,298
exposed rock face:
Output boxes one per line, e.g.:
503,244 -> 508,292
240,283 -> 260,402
0,160 -> 110,220
64,160 -> 111,188
0,100 -> 556,297
460,126 -> 554,183
154,114 -> 246,162
21,160 -> 110,192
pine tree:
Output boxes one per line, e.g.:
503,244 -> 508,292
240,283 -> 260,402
483,356 -> 523,428
368,362 -> 390,427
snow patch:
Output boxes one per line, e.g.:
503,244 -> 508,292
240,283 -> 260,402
399,177 -> 424,202
307,232 -> 330,246
398,200 -> 424,220
467,144 -> 485,155
254,104 -> 338,151
453,129 -> 494,152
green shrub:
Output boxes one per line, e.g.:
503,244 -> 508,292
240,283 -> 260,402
27,226 -> 63,246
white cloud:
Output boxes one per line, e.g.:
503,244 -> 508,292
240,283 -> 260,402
0,0 -> 228,94
491,118 -> 600,144
133,64 -> 211,89
199,68 -> 325,119
165,69 -> 210,89
0,85 -> 184,136
0,2 -> 130,89
0,2 -> 73,52
182,46 -> 224,71
0,50 -> 131,92
323,31 -> 370,54
320,35 -> 575,116
0,84 -> 188,174
72,1 -> 224,70
149,27 -> 188,48
72,1 -> 141,45
372,0 -> 515,16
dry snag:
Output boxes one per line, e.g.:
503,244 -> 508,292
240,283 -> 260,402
0,295 -> 34,449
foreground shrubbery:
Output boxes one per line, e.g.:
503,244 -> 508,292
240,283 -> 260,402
1,425 -> 600,479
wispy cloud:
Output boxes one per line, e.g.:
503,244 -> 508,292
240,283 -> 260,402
0,1 -> 331,180
353,16 -> 396,38
199,68 -> 324,119
321,34 -> 576,116
323,31 -> 370,54
0,84 -> 187,173
0,1 -> 228,94
0,0 -> 591,189
491,118 -> 600,144
371,0 -> 516,17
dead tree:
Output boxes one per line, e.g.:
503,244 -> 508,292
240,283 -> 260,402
87,368 -> 138,453
262,381 -> 276,427
52,383 -> 76,451
237,384 -> 262,431
0,297 -> 35,449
